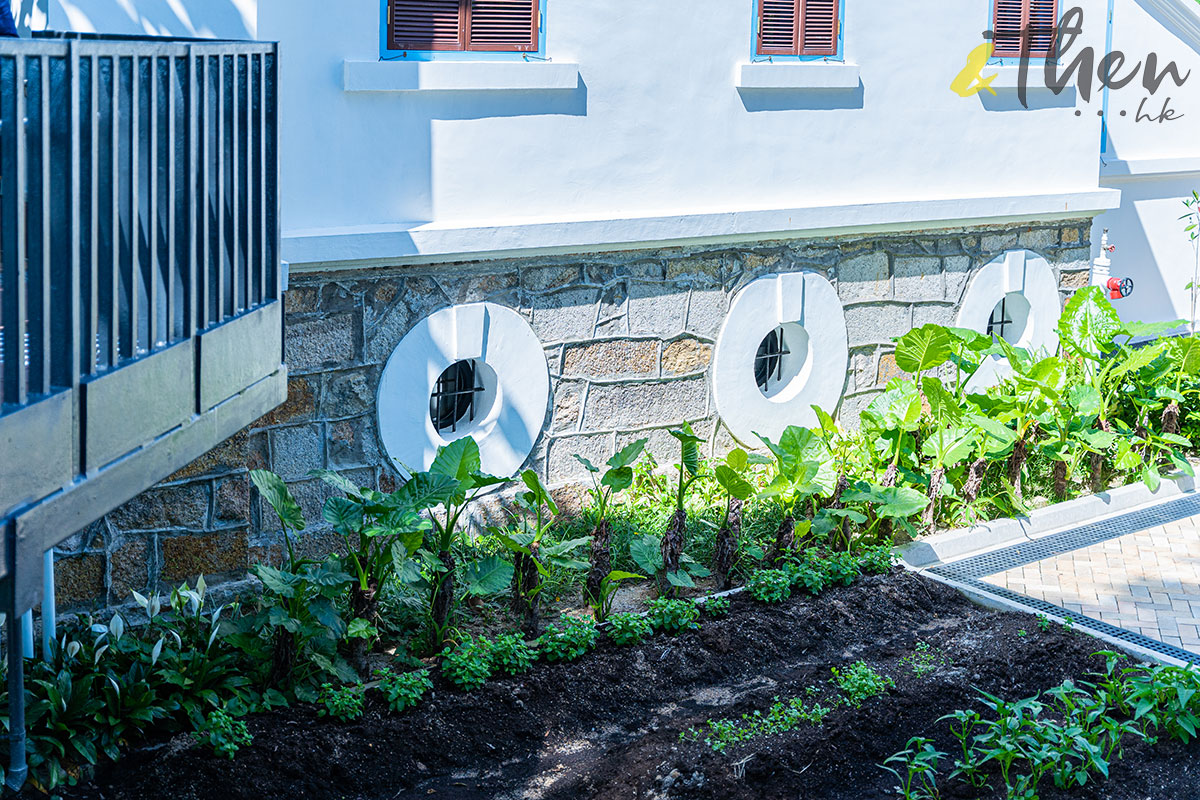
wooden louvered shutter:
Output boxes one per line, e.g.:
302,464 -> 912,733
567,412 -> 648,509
389,0 -> 465,51
758,0 -> 800,56
993,0 -> 1059,59
466,0 -> 540,52
799,0 -> 838,56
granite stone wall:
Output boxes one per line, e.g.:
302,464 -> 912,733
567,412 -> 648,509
49,219 -> 1095,613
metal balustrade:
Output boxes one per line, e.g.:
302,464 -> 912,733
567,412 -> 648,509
0,32 -> 288,789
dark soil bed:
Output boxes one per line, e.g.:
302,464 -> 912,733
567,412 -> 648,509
57,571 -> 1200,800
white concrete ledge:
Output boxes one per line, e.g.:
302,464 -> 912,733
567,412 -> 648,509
343,60 -> 580,93
1101,156 -> 1200,180
737,62 -> 860,90
989,66 -> 1076,96
282,189 -> 1122,269
901,471 -> 1199,569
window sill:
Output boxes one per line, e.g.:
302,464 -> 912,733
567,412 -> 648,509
989,66 -> 1072,94
343,60 -> 580,93
737,62 -> 860,90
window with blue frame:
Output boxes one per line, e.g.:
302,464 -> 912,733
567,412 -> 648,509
991,0 -> 1059,59
755,0 -> 840,58
387,0 -> 540,53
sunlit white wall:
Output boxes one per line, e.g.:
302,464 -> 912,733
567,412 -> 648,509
15,0 -> 254,38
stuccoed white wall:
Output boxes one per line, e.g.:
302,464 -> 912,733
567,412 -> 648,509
253,0 -> 1110,262
1093,0 -> 1200,326
16,0 -> 255,37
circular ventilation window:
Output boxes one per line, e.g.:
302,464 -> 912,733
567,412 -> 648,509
986,292 -> 1033,345
754,322 -> 814,403
429,359 -> 498,435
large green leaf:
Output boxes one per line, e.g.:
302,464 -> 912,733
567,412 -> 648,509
1068,385 -> 1101,418
607,438 -> 648,470
894,324 -> 952,374
922,377 -> 962,423
669,422 -> 704,476
430,436 -> 482,483
1059,286 -> 1122,359
946,326 -> 992,352
1177,337 -> 1200,375
307,469 -> 362,499
864,382 -> 922,431
725,447 -> 749,472
629,535 -> 664,575
391,471 -> 458,511
322,496 -> 362,534
600,466 -> 634,493
573,454 -> 600,474
875,486 -> 930,519
714,464 -> 756,501
519,469 -> 557,516
250,470 -> 305,531
462,555 -> 515,596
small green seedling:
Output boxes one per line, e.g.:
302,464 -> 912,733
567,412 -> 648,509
318,683 -> 365,721
376,667 -> 432,713
704,595 -> 732,618
192,707 -> 252,759
1037,614 -> 1052,632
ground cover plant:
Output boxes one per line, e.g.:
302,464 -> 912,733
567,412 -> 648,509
14,290 -> 1200,794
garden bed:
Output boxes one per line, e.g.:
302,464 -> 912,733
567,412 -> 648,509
57,570 -> 1199,800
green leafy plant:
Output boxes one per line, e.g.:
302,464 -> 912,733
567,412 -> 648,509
440,635 -> 494,690
880,737 -> 945,800
745,569 -> 791,604
489,633 -> 538,676
683,691 -> 835,753
192,707 -> 252,759
831,661 -> 895,707
703,595 -> 731,617
574,438 -> 648,609
628,533 -> 710,596
375,667 -> 432,713
539,616 -> 599,662
317,683 -> 365,722
901,642 -> 950,679
645,598 -> 700,635
606,612 -> 653,645
711,448 -> 762,588
587,569 -> 644,622
661,423 -> 707,596
756,426 -> 834,560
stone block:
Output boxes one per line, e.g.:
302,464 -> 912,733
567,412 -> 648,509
742,251 -> 784,275
438,270 -> 518,304
850,349 -> 879,393
284,286 -> 319,314
248,529 -> 285,569
547,432 -> 615,484
551,381 -> 584,433
844,304 -> 911,347
1059,269 -> 1091,290
877,352 -> 909,385
837,251 -> 891,303
593,282 -> 629,337
662,338 -> 713,376
286,312 -> 359,373
585,260 -> 666,284
258,375 -> 318,428
364,301 -> 412,365
1019,227 -> 1058,252
1061,227 -> 1081,245
893,256 -> 945,302
109,536 -> 151,604
160,531 -> 249,582
110,483 -> 211,531
686,288 -> 728,339
322,367 -> 379,420
666,255 -> 724,285
629,282 -> 686,337
531,288 -> 599,343
944,255 -> 972,304
563,339 -> 658,379
318,283 -> 358,314
838,391 -> 880,430
328,416 -> 381,469
521,265 -> 582,293
271,425 -> 325,480
583,378 -> 708,430
980,231 -> 1019,253
168,430 -> 248,481
55,553 -> 106,609
913,303 -> 957,329
288,528 -> 348,564
215,475 -> 251,525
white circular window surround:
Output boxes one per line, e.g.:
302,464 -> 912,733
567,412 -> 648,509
957,249 -> 1061,390
712,272 -> 849,444
377,302 -> 550,479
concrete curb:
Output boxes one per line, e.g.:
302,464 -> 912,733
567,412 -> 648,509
900,472 -> 1199,568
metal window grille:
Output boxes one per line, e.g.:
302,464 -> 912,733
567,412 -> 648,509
755,327 -> 790,392
430,359 -> 484,433
987,298 -> 1014,341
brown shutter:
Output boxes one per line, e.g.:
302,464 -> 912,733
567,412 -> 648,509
799,0 -> 838,56
993,0 -> 1058,58
466,0 -> 540,52
758,0 -> 801,55
389,0 -> 465,51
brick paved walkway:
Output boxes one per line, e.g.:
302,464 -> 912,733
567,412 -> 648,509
982,516 -> 1200,651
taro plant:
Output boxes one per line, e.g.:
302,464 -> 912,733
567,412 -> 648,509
711,447 -> 762,588
860,379 -> 924,489
574,438 -> 647,607
310,469 -> 433,673
629,533 -> 709,597
919,377 -> 977,532
756,426 -> 835,561
661,423 -> 706,596
394,437 -> 510,649
496,470 -> 590,634
587,568 -> 644,622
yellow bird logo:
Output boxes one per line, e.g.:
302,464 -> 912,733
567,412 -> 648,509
951,42 -> 999,97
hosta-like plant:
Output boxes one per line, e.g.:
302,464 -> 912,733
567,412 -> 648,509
756,426 -> 835,561
661,423 -> 705,597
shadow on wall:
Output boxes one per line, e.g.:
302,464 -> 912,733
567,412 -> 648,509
738,82 -> 865,112
979,87 -> 1078,112
17,0 -> 255,38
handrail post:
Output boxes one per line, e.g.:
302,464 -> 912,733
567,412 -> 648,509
5,611 -> 28,792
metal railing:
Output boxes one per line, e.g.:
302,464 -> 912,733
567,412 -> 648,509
1,32 -> 279,417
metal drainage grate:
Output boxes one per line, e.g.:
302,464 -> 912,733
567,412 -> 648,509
929,491 -> 1200,664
